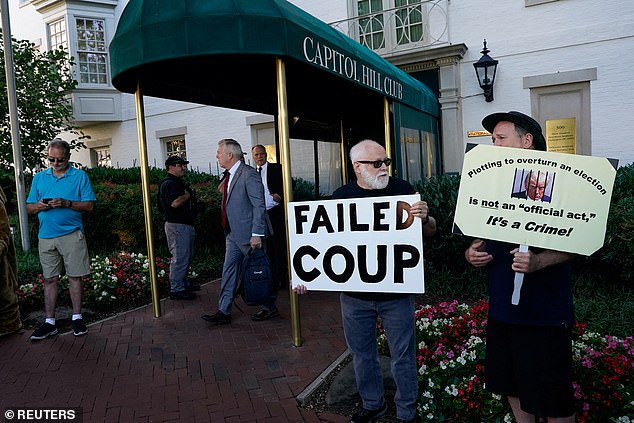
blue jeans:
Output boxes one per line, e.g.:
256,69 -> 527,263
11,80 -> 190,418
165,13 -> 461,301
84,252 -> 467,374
340,293 -> 418,421
165,222 -> 195,293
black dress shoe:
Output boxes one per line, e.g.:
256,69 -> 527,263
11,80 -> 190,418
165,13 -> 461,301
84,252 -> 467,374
251,308 -> 280,321
169,291 -> 195,300
201,311 -> 231,324
186,282 -> 201,292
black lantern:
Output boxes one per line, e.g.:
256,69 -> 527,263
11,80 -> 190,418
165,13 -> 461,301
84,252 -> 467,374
473,39 -> 498,102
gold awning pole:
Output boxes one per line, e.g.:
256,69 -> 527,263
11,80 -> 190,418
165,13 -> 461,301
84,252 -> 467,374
340,121 -> 347,183
384,97 -> 393,176
276,57 -> 301,346
135,81 -> 161,317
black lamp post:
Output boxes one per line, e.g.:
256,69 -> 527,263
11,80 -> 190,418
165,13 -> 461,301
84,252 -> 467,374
473,39 -> 498,102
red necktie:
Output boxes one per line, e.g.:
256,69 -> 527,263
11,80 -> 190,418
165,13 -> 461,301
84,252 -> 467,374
221,170 -> 230,231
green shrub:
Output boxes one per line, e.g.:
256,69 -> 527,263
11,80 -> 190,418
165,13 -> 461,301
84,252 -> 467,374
15,249 -> 41,285
292,177 -> 319,201
414,174 -> 474,280
7,164 -> 634,334
84,166 -> 214,185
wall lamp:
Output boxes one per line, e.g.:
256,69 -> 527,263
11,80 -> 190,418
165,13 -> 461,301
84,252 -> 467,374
473,39 -> 498,102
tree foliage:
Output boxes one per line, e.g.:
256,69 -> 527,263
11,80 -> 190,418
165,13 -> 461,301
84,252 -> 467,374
0,30 -> 85,170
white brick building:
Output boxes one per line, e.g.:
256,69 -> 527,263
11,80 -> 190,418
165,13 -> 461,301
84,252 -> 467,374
9,0 -> 634,186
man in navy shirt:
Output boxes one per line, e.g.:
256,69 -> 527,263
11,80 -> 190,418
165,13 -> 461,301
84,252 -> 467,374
465,111 -> 575,422
296,140 -> 436,423
26,139 -> 96,340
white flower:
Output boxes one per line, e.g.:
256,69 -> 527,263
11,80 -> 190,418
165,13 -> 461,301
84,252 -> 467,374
504,414 -> 513,423
418,364 -> 427,375
426,413 -> 434,420
444,384 -> 458,396
428,379 -> 435,388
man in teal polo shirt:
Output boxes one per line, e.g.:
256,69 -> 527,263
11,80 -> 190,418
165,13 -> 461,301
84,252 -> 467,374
26,139 -> 96,340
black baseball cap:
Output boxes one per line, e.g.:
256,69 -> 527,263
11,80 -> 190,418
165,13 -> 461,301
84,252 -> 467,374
482,111 -> 547,151
165,155 -> 189,167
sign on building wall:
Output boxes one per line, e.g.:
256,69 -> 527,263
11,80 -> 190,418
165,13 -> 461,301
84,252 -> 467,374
453,144 -> 617,256
288,195 -> 425,293
546,118 -> 576,154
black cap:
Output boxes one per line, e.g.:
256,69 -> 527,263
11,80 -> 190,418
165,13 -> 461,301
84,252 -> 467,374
165,155 -> 189,167
482,111 -> 547,151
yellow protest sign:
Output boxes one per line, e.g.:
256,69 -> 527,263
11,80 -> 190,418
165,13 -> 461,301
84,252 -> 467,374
453,144 -> 617,255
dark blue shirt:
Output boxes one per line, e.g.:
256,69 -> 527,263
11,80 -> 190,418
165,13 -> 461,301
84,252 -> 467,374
158,174 -> 197,226
486,240 -> 574,327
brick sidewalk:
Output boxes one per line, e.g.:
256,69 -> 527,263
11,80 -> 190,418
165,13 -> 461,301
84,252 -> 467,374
0,281 -> 350,422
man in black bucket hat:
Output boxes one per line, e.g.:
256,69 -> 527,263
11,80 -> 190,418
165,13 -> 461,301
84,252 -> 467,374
482,110 -> 547,152
465,111 -> 576,422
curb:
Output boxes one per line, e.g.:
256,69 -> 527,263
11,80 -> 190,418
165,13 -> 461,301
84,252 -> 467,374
296,348 -> 351,405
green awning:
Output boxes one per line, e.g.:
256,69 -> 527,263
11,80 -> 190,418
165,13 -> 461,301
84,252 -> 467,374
109,0 -> 438,118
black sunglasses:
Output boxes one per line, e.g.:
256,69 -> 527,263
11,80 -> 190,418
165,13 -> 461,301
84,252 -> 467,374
48,157 -> 68,163
356,158 -> 392,168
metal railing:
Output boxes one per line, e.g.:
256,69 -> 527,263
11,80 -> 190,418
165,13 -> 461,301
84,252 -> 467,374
329,0 -> 449,55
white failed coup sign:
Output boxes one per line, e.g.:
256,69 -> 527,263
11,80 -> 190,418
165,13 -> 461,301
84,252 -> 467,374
287,194 -> 424,293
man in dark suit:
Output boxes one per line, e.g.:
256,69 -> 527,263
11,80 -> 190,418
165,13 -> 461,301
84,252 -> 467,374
251,145 -> 287,321
202,139 -> 267,325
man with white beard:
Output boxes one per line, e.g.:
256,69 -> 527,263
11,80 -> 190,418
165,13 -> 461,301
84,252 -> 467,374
296,139 -> 436,423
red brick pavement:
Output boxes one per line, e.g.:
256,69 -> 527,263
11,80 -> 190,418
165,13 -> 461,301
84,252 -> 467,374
0,281 -> 350,423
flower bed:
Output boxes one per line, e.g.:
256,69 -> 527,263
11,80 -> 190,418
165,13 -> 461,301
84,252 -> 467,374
17,252 -> 196,312
377,300 -> 634,422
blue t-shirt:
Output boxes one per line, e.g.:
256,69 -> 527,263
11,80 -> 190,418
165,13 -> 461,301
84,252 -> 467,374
26,166 -> 96,239
486,239 -> 574,327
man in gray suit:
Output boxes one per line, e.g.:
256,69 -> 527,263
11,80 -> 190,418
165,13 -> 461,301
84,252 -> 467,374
202,139 -> 267,325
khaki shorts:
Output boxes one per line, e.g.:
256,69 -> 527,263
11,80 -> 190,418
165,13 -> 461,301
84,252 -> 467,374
39,230 -> 90,279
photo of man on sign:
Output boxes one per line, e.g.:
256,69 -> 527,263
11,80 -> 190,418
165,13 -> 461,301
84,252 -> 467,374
511,168 -> 555,203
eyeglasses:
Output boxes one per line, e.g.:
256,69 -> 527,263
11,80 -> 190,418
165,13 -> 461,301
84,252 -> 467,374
356,158 -> 392,168
47,157 -> 68,163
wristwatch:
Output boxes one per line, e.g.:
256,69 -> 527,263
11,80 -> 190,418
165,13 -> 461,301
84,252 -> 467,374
68,200 -> 73,208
